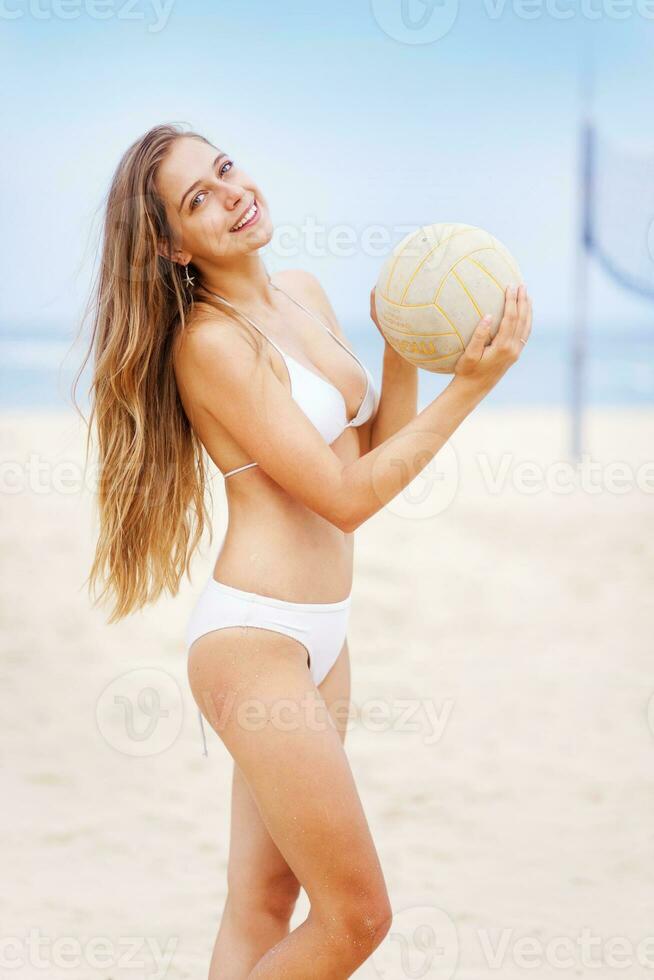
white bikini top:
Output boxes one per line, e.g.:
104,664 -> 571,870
204,279 -> 381,479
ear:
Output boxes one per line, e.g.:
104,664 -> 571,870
157,239 -> 192,265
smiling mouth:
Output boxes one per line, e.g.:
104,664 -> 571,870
230,199 -> 259,232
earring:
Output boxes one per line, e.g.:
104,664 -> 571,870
183,264 -> 195,288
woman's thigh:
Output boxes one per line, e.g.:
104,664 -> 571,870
188,629 -> 387,917
223,638 -> 352,907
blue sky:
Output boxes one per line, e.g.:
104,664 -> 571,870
2,0 -> 654,334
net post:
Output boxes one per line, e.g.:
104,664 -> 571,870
571,36 -> 595,462
571,119 -> 593,462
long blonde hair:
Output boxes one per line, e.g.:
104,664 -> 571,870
73,123 -> 229,622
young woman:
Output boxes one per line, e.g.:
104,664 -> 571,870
79,123 -> 532,978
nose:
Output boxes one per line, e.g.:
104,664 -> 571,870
221,181 -> 245,214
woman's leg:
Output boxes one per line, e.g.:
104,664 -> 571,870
206,640 -> 353,977
209,763 -> 301,977
188,628 -> 392,979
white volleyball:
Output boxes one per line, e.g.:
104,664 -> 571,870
374,223 -> 523,373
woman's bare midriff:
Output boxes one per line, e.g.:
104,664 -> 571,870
213,427 -> 363,604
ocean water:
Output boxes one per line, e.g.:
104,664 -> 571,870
1,321 -> 653,411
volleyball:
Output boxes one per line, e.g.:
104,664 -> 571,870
374,223 -> 523,373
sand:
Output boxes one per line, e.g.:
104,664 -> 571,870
2,405 -> 653,979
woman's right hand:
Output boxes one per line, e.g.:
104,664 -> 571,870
453,284 -> 532,394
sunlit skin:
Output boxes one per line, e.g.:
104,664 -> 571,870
155,137 -> 401,977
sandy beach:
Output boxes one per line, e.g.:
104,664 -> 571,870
2,405 -> 653,979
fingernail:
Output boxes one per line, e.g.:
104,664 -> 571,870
483,314 -> 493,323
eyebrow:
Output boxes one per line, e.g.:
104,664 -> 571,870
178,153 -> 227,212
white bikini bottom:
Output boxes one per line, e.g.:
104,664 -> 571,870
185,577 -> 352,756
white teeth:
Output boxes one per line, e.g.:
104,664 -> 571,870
232,202 -> 257,231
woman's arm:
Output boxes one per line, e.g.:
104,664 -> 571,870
368,282 -> 419,448
341,284 -> 532,531
181,313 -> 480,533
341,373 -> 486,531
185,282 -> 531,534
370,344 -> 418,450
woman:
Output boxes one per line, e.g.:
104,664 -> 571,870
78,123 -> 532,978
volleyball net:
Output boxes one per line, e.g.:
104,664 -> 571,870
586,126 -> 654,301
571,122 -> 654,457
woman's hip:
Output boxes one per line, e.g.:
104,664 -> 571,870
185,576 -> 352,670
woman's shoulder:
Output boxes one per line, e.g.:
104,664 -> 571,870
272,268 -> 346,339
183,297 -> 234,335
271,268 -> 327,306
173,300 -> 258,377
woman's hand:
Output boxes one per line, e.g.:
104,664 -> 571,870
453,284 -> 532,395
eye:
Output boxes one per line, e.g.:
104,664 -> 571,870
190,159 -> 235,210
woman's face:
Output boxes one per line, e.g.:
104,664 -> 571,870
155,136 -> 272,266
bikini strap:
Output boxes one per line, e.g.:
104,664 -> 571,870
269,279 -> 369,376
203,287 -> 287,361
204,278 -> 368,381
